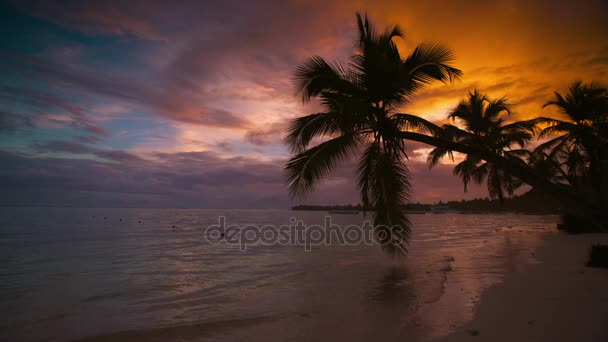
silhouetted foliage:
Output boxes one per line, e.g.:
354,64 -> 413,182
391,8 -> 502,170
587,244 -> 608,268
428,90 -> 534,203
286,13 -> 608,257
293,189 -> 561,214
557,214 -> 600,234
285,13 -> 461,256
445,189 -> 562,213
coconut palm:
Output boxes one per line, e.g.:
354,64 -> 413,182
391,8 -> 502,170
284,13 -> 462,255
533,82 -> 608,206
533,82 -> 607,187
427,90 -> 535,202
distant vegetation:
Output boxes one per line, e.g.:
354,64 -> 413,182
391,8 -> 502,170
293,189 -> 562,214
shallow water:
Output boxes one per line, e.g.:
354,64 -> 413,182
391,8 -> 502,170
0,208 -> 559,341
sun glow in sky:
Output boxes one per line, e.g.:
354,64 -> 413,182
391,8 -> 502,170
0,0 -> 607,208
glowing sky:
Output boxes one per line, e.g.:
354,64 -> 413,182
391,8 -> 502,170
1,0 -> 607,208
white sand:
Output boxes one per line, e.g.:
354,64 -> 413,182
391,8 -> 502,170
438,233 -> 608,342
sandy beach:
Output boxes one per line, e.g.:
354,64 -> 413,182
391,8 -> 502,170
439,232 -> 608,342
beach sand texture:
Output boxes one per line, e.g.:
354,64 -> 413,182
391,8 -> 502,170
439,233 -> 608,342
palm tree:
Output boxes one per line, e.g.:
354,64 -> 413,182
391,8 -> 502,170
427,90 -> 535,202
284,13 -> 462,255
533,82 -> 608,205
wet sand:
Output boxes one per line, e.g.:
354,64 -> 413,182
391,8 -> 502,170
439,233 -> 608,342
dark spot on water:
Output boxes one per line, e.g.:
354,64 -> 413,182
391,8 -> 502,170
527,320 -> 534,326
467,329 -> 480,336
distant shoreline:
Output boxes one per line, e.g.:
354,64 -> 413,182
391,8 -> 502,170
292,189 -> 563,214
291,205 -> 560,215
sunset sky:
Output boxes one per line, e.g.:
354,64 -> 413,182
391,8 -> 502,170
1,0 -> 607,208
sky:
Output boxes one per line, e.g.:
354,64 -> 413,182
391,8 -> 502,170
0,0 -> 607,208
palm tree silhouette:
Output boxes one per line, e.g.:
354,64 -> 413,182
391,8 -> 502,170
284,13 -> 462,255
428,90 -> 535,203
533,82 -> 608,204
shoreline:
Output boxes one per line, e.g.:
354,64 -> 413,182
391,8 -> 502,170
438,232 -> 608,342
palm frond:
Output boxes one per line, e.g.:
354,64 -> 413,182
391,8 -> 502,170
538,121 -> 579,139
453,156 -> 481,192
505,148 -> 531,158
403,42 -> 463,89
285,134 -> 360,198
483,97 -> 511,121
293,56 -> 355,102
392,113 -> 441,135
472,162 -> 489,184
357,143 -> 412,256
427,147 -> 453,168
284,113 -> 339,153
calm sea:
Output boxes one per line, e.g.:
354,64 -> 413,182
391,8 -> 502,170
0,208 -> 559,341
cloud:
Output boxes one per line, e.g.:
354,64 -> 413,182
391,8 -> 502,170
73,135 -> 103,144
0,84 -> 110,135
10,0 -> 167,40
0,110 -> 34,133
30,139 -> 147,164
244,122 -> 286,146
32,140 -> 98,154
0,149 -> 288,208
94,150 -> 146,163
2,0 -> 607,208
0,51 -> 250,129
0,145 -> 490,208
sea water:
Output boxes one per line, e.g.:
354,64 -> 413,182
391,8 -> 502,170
0,208 -> 558,341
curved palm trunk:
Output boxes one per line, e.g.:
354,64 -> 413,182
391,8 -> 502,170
400,131 -> 607,229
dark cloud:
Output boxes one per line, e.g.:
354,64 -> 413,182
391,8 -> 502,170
73,135 -> 103,144
1,0 -> 359,131
30,139 -> 146,164
94,150 -> 146,163
244,122 -> 286,146
214,141 -> 234,152
0,110 -> 34,133
0,51 -> 250,129
32,140 -> 98,154
0,149 -> 288,208
0,84 -> 110,135
0,147 -> 487,208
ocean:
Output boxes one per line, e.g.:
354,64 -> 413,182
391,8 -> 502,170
0,208 -> 559,341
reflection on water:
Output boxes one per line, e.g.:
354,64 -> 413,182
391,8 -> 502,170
0,208 -> 558,341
